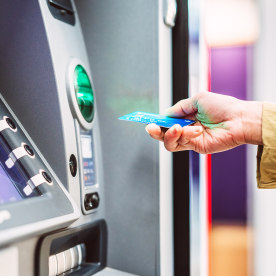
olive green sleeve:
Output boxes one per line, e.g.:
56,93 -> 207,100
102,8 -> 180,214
257,103 -> 276,188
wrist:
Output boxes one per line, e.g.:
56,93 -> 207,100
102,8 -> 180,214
241,101 -> 263,145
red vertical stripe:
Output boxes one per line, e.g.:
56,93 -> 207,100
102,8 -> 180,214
207,47 -> 212,276
207,154 -> 212,227
207,47 -> 212,227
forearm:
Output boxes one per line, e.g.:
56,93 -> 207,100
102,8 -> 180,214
241,100 -> 263,145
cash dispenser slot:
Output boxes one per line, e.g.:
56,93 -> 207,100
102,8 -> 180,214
49,243 -> 86,276
37,220 -> 107,276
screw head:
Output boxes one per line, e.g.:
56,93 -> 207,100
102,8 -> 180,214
24,144 -> 34,157
42,171 -> 52,183
6,117 -> 16,130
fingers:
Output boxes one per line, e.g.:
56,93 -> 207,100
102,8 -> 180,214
145,123 -> 165,142
164,97 -> 198,118
163,124 -> 183,151
164,125 -> 203,152
177,126 -> 203,146
146,123 -> 204,152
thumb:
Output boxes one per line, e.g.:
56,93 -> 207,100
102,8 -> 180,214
164,97 -> 198,118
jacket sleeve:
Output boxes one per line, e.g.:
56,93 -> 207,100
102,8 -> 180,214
257,102 -> 276,188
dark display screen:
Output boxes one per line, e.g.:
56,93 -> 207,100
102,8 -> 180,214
0,143 -> 39,205
80,129 -> 96,186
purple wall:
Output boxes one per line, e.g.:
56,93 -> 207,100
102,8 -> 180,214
210,46 -> 249,223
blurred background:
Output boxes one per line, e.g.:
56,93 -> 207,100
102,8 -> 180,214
193,0 -> 276,275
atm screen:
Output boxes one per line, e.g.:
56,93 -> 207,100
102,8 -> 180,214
0,144 -> 40,205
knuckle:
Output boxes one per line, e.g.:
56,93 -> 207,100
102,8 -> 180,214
179,99 -> 186,105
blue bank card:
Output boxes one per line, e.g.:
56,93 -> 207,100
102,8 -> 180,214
118,112 -> 195,128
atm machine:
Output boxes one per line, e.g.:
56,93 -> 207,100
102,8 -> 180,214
0,0 -> 108,275
0,0 -> 206,275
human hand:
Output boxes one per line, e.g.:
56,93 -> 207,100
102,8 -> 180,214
145,92 -> 263,154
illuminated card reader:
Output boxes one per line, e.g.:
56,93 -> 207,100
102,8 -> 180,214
67,59 -> 100,214
0,94 -> 79,246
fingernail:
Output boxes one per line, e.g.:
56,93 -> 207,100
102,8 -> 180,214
145,127 -> 149,134
171,124 -> 180,135
194,126 -> 203,133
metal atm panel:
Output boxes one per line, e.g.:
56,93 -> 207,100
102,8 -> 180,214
75,1 -> 176,275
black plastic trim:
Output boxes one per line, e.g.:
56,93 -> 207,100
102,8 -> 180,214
172,0 -> 190,275
49,0 -> 74,12
47,0 -> 75,26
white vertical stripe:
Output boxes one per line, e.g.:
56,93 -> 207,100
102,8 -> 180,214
198,0 -> 210,273
158,1 -> 174,275
252,1 -> 276,275
199,154 -> 208,276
